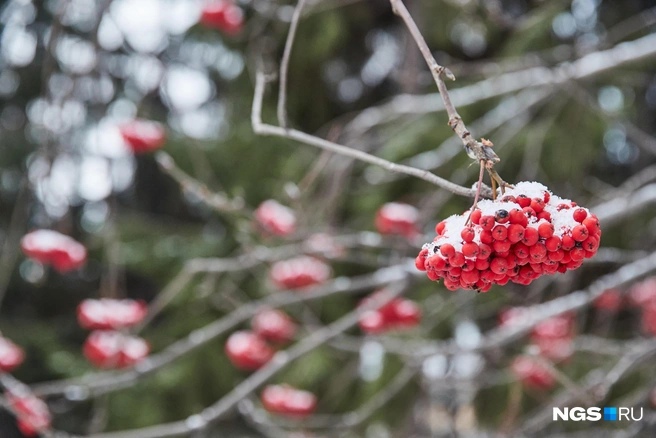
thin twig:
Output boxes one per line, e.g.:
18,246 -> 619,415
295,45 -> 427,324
253,71 -> 480,198
389,0 -> 501,170
277,0 -> 307,128
155,152 -> 245,214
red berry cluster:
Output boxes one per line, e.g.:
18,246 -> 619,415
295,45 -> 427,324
83,331 -> 150,369
0,336 -> 25,373
358,290 -> 422,334
261,384 -> 317,418
503,310 -> 576,390
77,298 -> 149,369
530,314 -> 575,363
416,182 -> 601,291
593,288 -> 623,312
7,391 -> 51,437
200,1 -> 244,35
77,298 -> 147,330
225,309 -> 296,370
375,202 -> 419,238
254,200 -> 297,237
118,119 -> 166,154
510,355 -> 555,391
629,277 -> 656,335
20,230 -> 87,273
269,256 -> 331,290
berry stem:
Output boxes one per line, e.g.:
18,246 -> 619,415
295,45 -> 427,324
466,160 -> 486,225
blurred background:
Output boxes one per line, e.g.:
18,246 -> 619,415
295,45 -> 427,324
1,0 -> 656,436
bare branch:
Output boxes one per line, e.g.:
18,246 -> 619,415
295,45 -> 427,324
277,0 -> 307,128
389,0 -> 500,167
253,70 -> 482,198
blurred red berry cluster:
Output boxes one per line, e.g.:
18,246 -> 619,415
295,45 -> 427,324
358,290 -> 422,334
77,299 -> 150,369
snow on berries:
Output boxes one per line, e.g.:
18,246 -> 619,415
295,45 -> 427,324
83,330 -> 150,369
416,182 -> 601,291
254,200 -> 297,237
77,298 -> 147,330
7,390 -> 52,437
0,336 -> 25,372
118,119 -> 166,154
269,256 -> 331,290
375,202 -> 419,238
261,384 -> 317,418
20,230 -> 87,273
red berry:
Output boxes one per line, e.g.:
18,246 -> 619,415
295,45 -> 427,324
490,258 -> 508,275
475,258 -> 489,270
530,198 -> 545,213
440,243 -> 456,258
582,236 -> 599,253
252,309 -> 296,344
537,211 -> 552,222
545,236 -> 561,252
435,221 -> 446,235
548,250 -> 564,262
537,222 -> 554,239
509,209 -> 528,227
462,242 -> 479,258
522,207 -> 537,220
543,192 -> 551,203
261,385 -> 317,418
461,227 -> 475,243
427,255 -> 446,270
507,224 -> 525,243
529,243 -> 547,262
561,235 -> 576,250
572,208 -> 587,223
516,195 -> 531,208
557,203 -> 570,211
491,225 -> 508,241
513,242 -> 530,259
522,227 -> 539,246
470,209 -> 482,225
480,215 -> 495,230
255,200 -> 297,237
225,331 -> 274,370
570,248 -> 585,261
571,225 -> 589,242
118,119 -> 166,153
449,252 -> 466,267
582,216 -> 601,236
0,337 -> 25,372
477,243 -> 492,259
480,229 -> 494,244
415,249 -> 429,271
